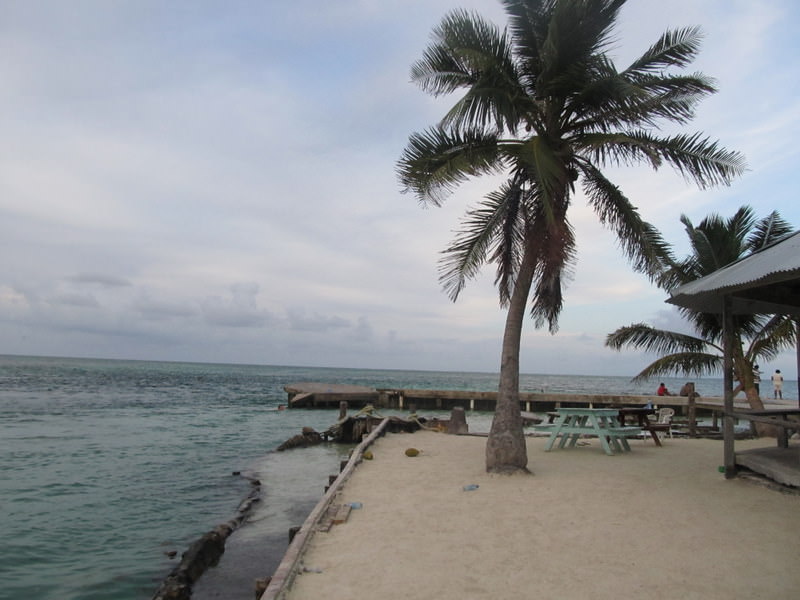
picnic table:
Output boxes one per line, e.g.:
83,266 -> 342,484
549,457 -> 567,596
535,408 -> 641,456
617,407 -> 668,446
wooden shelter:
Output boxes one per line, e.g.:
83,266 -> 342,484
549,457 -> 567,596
667,230 -> 800,483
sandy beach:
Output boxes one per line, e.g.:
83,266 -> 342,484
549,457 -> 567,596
284,430 -> 799,600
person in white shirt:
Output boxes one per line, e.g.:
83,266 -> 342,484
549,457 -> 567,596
771,369 -> 784,399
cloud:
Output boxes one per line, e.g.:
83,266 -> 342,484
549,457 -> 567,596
133,297 -> 196,320
0,1 -> 796,376
50,293 -> 101,309
200,283 -> 273,328
65,273 -> 132,288
286,309 -> 351,333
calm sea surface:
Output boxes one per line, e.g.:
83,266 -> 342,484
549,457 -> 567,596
0,355 -> 788,599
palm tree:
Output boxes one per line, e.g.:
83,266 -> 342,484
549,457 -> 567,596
606,207 -> 795,412
397,0 -> 745,473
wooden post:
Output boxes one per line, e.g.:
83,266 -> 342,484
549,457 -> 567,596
446,406 -> 469,435
338,401 -> 348,421
723,298 -> 736,478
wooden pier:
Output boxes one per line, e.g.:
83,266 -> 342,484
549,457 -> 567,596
284,382 -> 730,415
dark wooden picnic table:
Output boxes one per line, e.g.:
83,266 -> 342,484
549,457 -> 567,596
616,407 -> 669,446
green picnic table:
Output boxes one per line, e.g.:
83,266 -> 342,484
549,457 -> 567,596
535,408 -> 641,455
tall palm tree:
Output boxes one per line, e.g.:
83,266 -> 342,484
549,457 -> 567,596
606,207 -> 795,412
397,0 -> 745,473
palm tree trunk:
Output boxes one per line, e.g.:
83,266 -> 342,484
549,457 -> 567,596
731,343 -> 765,410
731,338 -> 774,436
485,244 -> 536,474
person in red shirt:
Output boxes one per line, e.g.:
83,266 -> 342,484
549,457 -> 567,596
656,383 -> 672,396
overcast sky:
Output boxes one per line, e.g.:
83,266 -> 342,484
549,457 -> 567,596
1,0 -> 798,377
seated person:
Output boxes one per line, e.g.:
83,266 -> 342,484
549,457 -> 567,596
656,382 -> 672,396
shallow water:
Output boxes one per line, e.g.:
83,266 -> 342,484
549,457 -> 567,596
0,357 -> 341,600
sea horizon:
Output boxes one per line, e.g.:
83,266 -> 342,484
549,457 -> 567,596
2,351 -> 777,386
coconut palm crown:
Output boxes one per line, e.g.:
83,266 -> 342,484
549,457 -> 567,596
397,0 -> 746,472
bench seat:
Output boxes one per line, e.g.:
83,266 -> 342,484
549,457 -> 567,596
606,426 -> 643,437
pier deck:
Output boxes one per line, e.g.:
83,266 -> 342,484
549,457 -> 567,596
284,382 -> 736,414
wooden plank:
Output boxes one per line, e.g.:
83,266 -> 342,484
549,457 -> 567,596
735,447 -> 800,487
288,392 -> 313,407
331,503 -> 352,525
607,427 -> 643,437
730,413 -> 799,428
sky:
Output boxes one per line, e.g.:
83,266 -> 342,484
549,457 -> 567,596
1,0 -> 798,377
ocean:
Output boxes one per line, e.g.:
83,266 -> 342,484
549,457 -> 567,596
0,355 -> 788,599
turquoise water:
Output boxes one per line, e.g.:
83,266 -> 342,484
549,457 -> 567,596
0,355 -> 787,599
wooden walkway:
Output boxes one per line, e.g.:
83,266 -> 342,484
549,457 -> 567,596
284,382 -> 735,414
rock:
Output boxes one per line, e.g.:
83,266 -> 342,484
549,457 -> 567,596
405,448 -> 420,457
276,428 -> 324,451
254,576 -> 271,599
151,529 -> 228,600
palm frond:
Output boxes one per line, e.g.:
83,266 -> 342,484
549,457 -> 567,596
605,323 -> 710,355
567,71 -> 716,132
526,202 -> 576,332
656,254 -> 695,291
631,352 -> 722,382
491,180 -> 532,302
411,9 -> 534,133
411,9 -> 504,96
438,181 -> 526,302
747,315 -> 798,361
581,130 -> 746,188
624,26 -> 704,75
619,73 -> 716,126
747,210 -> 794,251
397,127 -> 504,205
575,131 -> 666,168
651,131 -> 748,188
579,162 -> 673,279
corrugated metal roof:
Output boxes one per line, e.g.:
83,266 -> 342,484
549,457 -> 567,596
667,230 -> 800,316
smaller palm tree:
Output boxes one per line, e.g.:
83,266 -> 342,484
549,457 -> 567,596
606,207 -> 795,412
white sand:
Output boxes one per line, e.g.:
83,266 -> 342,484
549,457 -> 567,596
285,430 -> 800,600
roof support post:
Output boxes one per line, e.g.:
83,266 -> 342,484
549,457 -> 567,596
722,296 -> 736,478
796,319 -> 799,409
